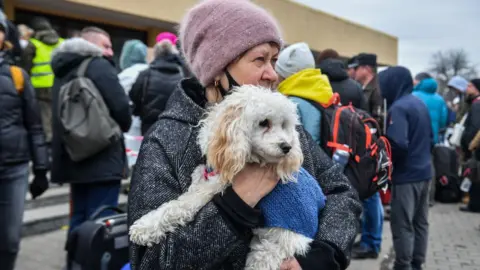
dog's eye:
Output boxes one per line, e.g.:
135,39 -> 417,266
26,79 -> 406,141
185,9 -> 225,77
259,119 -> 271,128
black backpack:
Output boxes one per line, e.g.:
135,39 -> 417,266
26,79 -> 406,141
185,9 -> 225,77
307,96 -> 392,200
432,145 -> 461,203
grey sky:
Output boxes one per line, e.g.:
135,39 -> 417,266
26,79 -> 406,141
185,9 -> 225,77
292,0 -> 479,77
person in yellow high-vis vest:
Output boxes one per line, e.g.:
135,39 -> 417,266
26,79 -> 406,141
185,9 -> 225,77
21,17 -> 63,145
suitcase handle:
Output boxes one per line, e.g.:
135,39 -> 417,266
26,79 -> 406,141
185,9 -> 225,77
90,205 -> 125,220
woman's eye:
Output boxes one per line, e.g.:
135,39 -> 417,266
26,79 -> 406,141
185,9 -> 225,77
255,57 -> 265,62
259,119 -> 270,128
271,58 -> 278,66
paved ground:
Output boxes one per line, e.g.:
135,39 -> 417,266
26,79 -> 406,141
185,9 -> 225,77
16,228 -> 67,270
415,203 -> 480,270
15,203 -> 480,270
381,203 -> 480,270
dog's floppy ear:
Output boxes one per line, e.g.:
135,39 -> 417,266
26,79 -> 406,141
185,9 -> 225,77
207,104 -> 249,184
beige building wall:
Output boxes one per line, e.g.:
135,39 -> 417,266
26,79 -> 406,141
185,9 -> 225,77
11,0 -> 398,65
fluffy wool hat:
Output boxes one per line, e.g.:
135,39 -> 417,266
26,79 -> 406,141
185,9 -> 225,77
448,75 -> 469,92
179,0 -> 283,87
156,32 -> 177,45
119,40 -> 147,70
275,42 -> 315,79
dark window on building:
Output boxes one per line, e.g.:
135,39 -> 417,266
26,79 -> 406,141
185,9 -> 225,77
15,9 -> 148,69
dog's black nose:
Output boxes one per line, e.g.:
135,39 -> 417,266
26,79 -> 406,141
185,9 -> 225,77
279,143 -> 292,154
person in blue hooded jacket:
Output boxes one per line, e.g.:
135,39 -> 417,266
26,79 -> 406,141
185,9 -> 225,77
379,66 -> 433,270
412,74 -> 448,207
413,75 -> 448,144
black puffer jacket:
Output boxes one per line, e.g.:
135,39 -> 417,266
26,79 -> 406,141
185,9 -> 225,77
50,38 -> 132,184
0,59 -> 48,170
318,59 -> 368,110
128,78 -> 362,270
129,53 -> 184,134
461,96 -> 480,160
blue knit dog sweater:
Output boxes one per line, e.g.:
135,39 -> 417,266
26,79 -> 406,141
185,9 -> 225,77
258,167 -> 326,239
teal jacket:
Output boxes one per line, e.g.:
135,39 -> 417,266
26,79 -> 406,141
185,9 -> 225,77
413,78 -> 448,144
289,97 -> 322,145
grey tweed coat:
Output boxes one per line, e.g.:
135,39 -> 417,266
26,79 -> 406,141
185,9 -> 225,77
128,79 -> 362,270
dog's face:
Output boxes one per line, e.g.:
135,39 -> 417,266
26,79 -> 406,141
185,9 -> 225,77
198,85 -> 303,184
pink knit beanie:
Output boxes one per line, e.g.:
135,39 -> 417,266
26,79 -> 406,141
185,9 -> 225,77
156,32 -> 178,45
179,0 -> 283,87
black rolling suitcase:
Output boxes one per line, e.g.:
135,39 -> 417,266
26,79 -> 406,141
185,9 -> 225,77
432,145 -> 461,203
66,206 -> 129,270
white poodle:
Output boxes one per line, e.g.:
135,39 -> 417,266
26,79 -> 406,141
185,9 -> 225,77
129,85 -> 325,269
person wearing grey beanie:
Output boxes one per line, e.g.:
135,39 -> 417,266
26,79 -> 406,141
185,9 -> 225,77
275,42 -> 315,80
128,1 -> 361,269
274,42 -> 335,147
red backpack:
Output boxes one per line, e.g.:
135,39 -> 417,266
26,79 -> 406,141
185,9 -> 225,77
310,94 -> 393,200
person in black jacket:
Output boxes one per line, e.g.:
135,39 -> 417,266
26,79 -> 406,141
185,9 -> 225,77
0,2 -> 22,65
130,36 -> 184,135
317,49 -> 368,110
0,13 -> 49,270
460,79 -> 480,213
352,53 -> 384,126
50,27 -> 131,234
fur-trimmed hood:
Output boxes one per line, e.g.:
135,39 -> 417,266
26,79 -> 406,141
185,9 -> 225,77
52,38 -> 103,59
51,38 -> 104,78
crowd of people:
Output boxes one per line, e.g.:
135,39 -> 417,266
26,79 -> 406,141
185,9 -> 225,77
0,0 -> 479,270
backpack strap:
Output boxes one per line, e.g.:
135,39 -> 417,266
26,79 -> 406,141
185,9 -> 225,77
10,65 -> 24,94
76,57 -> 94,78
327,106 -> 352,152
298,96 -> 340,155
140,69 -> 152,116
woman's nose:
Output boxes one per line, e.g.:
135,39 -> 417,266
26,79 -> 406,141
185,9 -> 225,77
262,62 -> 278,83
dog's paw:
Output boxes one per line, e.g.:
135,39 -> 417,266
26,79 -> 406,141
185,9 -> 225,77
129,220 -> 167,247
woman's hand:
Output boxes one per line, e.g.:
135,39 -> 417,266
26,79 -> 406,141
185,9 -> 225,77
232,163 -> 279,207
280,258 -> 302,270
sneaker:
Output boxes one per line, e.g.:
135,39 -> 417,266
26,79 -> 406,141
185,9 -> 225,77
351,246 -> 379,259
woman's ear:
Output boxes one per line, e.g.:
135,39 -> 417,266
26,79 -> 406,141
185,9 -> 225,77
206,104 -> 249,184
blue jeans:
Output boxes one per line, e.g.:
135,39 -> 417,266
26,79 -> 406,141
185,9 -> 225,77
0,162 -> 29,270
360,192 -> 384,253
69,181 -> 121,234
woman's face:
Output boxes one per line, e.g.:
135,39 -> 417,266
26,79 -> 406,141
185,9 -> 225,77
222,43 -> 279,89
0,31 -> 5,48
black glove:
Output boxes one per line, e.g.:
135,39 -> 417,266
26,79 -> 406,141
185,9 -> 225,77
296,241 -> 345,270
30,169 -> 49,199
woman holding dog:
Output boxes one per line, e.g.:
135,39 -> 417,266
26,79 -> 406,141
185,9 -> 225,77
128,0 -> 362,269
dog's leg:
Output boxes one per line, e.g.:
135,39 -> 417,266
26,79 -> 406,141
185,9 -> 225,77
129,168 -> 224,246
245,228 -> 313,270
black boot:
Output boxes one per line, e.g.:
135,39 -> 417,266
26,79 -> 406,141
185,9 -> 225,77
351,245 -> 379,259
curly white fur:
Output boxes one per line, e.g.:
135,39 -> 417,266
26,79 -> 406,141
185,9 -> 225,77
129,85 -> 309,269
